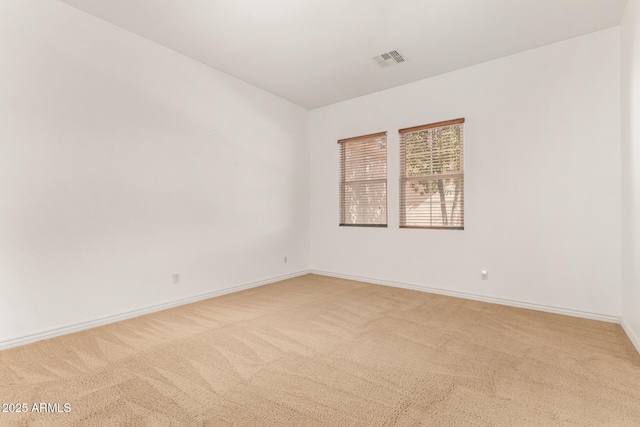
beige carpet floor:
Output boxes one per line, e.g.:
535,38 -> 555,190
1,274 -> 639,426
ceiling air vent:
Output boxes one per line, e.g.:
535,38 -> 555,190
373,50 -> 406,68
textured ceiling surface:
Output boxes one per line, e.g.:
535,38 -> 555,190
58,0 -> 629,109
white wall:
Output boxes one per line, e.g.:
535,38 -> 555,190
310,29 -> 621,318
0,0 -> 627,348
0,0 -> 309,344
621,0 -> 640,351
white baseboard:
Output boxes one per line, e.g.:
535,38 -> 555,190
0,270 -> 310,352
3,269 -> 626,353
621,318 -> 640,356
310,270 -> 620,324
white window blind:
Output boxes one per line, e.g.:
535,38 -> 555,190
339,132 -> 387,227
399,119 -> 464,230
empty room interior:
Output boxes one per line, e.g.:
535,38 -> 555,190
2,0 -> 640,425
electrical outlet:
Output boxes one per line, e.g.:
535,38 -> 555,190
173,273 -> 180,284
284,256 -> 288,264
481,270 -> 488,280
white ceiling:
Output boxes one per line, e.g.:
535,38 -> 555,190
57,0 -> 628,109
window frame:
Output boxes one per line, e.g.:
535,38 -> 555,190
399,118 -> 465,230
338,131 -> 388,228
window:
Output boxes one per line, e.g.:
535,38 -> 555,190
399,118 -> 464,229
339,132 -> 387,227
